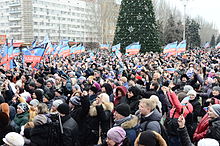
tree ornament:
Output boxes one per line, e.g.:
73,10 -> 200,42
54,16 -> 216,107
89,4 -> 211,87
128,26 -> 134,32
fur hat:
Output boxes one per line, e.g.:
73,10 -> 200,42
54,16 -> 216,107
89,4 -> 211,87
3,132 -> 24,146
52,99 -> 63,108
57,103 -> 70,115
115,103 -> 130,117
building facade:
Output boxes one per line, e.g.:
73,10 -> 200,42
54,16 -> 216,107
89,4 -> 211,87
0,0 -> 120,43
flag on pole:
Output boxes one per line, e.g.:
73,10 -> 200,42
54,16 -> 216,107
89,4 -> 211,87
215,42 -> 220,49
100,44 -> 110,50
126,42 -> 140,55
31,47 -> 46,68
115,50 -> 122,59
163,41 -> 178,54
112,44 -> 120,52
12,48 -> 20,57
0,41 -> 9,65
176,40 -> 187,53
204,42 -> 210,49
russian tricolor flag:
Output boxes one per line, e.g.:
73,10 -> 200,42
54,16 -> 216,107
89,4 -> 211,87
163,41 -> 178,54
112,44 -> 120,52
126,42 -> 141,55
176,40 -> 186,53
100,44 -> 110,50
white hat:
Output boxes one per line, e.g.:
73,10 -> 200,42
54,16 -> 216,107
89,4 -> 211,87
187,90 -> 197,97
3,132 -> 24,146
198,138 -> 219,146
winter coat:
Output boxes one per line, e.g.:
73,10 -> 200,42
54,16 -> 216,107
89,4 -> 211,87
12,111 -> 29,132
186,97 -> 201,139
121,95 -> 140,115
69,96 -> 90,146
61,115 -> 79,146
30,124 -> 50,146
206,117 -> 220,142
114,86 -> 127,106
86,101 -> 114,145
0,123 -> 15,145
114,115 -> 139,146
193,114 -> 210,142
138,109 -> 162,134
167,91 -> 193,119
177,127 -> 194,146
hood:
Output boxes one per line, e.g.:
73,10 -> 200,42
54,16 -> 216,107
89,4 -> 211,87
121,115 -> 138,129
116,86 -> 127,97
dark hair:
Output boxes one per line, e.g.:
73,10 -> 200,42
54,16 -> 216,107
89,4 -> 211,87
151,82 -> 159,91
120,137 -> 131,146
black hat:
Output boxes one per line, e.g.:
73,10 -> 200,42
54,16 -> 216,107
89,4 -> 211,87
181,74 -> 189,81
90,86 -> 98,94
115,103 -> 130,117
57,103 -> 70,115
29,82 -> 36,88
36,78 -> 44,85
138,130 -> 156,145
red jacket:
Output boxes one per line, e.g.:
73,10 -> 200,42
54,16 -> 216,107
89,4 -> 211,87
167,91 -> 193,119
193,113 -> 210,142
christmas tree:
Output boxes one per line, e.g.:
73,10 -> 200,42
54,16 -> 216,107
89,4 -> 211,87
113,0 -> 159,53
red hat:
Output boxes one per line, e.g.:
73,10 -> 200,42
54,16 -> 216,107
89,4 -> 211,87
136,76 -> 142,80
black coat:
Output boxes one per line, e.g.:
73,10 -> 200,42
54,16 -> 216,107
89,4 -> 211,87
206,117 -> 220,143
0,124 -> 15,145
30,124 -> 50,146
61,115 -> 79,146
121,95 -> 140,115
177,127 -> 194,146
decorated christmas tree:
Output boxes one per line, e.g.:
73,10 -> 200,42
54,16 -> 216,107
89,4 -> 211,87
113,0 -> 159,52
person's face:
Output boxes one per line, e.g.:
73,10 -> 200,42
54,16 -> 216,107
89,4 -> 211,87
32,93 -> 37,99
51,105 -> 57,112
43,97 -> 48,103
36,82 -> 42,87
17,106 -> 23,114
29,85 -> 35,90
46,82 -> 53,88
21,75 -> 26,82
117,90 -> 122,97
182,77 -> 187,82
127,91 -> 134,98
101,87 -> 106,93
189,94 -> 196,100
114,111 -> 124,120
139,102 -> 150,116
106,137 -> 116,146
208,107 -> 218,119
212,90 -> 220,96
89,90 -> 94,96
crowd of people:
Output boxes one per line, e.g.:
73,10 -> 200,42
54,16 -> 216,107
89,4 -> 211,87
0,47 -> 220,146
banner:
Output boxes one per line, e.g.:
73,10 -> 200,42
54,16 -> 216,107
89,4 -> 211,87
176,40 -> 186,53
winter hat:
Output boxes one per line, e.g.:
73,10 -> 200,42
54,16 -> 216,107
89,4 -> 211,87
187,90 -> 197,97
210,104 -> 220,117
55,88 -> 63,95
136,75 -> 142,80
0,103 -> 10,117
33,114 -> 47,126
128,86 -> 141,97
29,81 -> 36,88
34,89 -> 44,98
36,77 -> 44,85
93,82 -> 101,91
198,138 -> 219,146
213,86 -> 220,93
44,92 -> 54,101
107,127 -> 126,145
115,103 -> 130,117
3,132 -> 24,146
0,112 -> 10,129
57,103 -> 70,115
70,96 -> 81,106
17,103 -> 29,113
183,85 -> 194,93
90,86 -> 98,94
138,130 -> 156,146
30,99 -> 39,107
102,83 -> 113,96
52,99 -> 63,108
181,74 -> 189,81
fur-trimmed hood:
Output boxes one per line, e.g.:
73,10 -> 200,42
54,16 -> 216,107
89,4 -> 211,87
121,115 -> 138,129
89,101 -> 114,117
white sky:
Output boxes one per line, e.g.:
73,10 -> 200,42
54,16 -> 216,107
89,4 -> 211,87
166,0 -> 220,31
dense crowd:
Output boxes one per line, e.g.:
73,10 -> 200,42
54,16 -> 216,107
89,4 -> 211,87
0,48 -> 220,146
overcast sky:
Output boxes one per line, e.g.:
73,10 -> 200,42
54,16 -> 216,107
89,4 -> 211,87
166,0 -> 220,31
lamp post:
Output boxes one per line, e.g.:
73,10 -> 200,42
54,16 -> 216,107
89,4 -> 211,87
180,0 -> 190,41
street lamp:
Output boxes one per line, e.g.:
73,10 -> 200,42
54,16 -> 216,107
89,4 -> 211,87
180,0 -> 190,41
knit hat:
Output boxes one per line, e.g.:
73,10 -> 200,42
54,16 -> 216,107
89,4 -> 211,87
33,114 -> 47,126
0,112 -> 10,129
138,130 -> 156,145
30,99 -> 39,107
210,104 -> 220,117
0,103 -> 10,117
198,138 -> 219,146
187,90 -> 197,97
29,81 -> 36,88
90,86 -> 98,94
3,132 -> 24,146
44,92 -> 54,101
55,88 -> 63,95
36,77 -> 44,85
107,127 -> 126,145
57,103 -> 70,115
183,85 -> 193,93
213,86 -> 220,93
52,99 -> 63,108
70,96 -> 81,106
34,89 -> 44,98
17,103 -> 29,113
93,82 -> 101,91
115,103 -> 130,117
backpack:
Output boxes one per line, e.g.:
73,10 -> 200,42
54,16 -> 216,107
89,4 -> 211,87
139,120 -> 169,146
